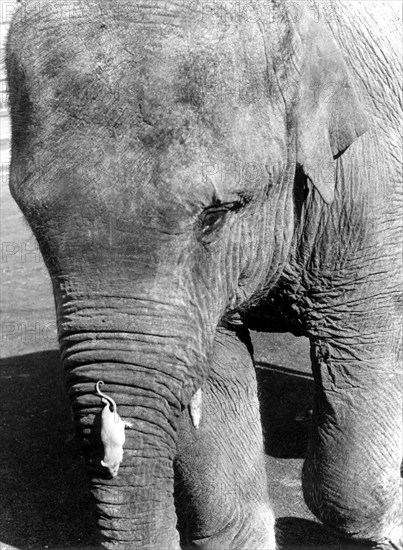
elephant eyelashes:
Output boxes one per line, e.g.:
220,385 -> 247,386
198,201 -> 242,241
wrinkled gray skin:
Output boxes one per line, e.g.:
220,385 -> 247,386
6,0 -> 402,549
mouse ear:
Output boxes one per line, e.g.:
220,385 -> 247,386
101,459 -> 108,468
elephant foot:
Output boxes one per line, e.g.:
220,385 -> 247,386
182,503 -> 276,549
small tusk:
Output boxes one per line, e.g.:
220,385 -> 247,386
189,388 -> 203,429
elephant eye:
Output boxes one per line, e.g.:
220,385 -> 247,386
201,207 -> 229,233
198,200 -> 245,242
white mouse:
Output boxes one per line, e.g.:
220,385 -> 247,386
95,380 -> 131,477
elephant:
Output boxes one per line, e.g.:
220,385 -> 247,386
6,0 -> 402,549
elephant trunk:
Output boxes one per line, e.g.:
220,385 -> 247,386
56,294 -> 204,550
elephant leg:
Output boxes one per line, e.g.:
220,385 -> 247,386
174,326 -> 275,550
303,334 -> 402,549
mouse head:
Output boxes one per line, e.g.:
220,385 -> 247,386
101,457 -> 122,478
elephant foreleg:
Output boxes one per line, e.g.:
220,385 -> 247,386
174,326 -> 275,550
303,332 -> 402,549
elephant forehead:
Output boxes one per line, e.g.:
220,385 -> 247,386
17,2 -> 286,223
122,31 -> 285,205
56,18 -> 284,208
132,21 -> 272,126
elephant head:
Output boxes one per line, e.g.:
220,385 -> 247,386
6,0 -> 370,548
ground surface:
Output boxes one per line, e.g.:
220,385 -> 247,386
0,18 -> 379,546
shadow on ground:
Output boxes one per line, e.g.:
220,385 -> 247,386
276,518 -> 377,550
256,362 -> 314,458
0,350 -> 99,549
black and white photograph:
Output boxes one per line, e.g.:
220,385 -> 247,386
1,1 -> 402,549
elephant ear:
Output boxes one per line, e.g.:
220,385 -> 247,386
295,17 -> 369,203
